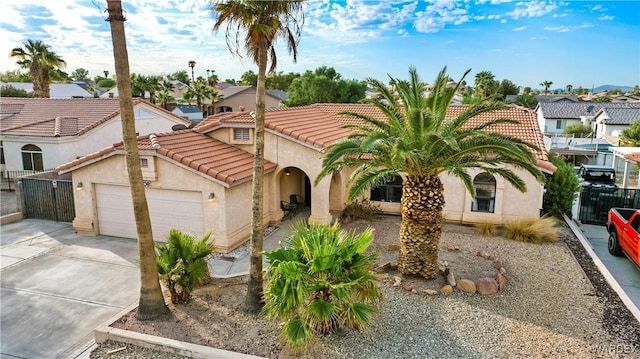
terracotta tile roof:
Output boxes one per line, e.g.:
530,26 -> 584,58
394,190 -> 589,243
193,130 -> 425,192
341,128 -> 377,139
624,152 -> 640,164
0,97 -> 188,137
199,104 -> 547,158
56,130 -> 276,187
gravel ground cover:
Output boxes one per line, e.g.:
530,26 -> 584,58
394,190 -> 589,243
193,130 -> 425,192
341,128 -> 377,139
91,216 -> 640,359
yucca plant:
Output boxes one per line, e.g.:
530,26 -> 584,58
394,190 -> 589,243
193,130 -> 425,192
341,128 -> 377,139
503,217 -> 559,244
263,221 -> 382,350
156,229 -> 214,304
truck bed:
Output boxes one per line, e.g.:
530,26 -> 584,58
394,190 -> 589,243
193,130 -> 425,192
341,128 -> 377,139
611,208 -> 637,222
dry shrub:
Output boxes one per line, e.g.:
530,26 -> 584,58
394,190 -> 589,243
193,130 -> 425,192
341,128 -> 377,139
503,217 -> 559,244
476,222 -> 497,237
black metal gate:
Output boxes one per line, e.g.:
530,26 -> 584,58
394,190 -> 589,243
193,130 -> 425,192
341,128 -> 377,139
21,178 -> 75,222
579,187 -> 640,225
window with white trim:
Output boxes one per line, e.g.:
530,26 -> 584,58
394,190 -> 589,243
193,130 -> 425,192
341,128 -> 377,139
21,144 -> 43,171
472,172 -> 496,213
233,128 -> 250,141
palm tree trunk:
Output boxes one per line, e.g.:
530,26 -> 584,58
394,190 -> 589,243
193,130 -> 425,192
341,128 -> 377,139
106,0 -> 168,320
30,62 -> 43,98
397,175 -> 445,279
245,37 -> 268,313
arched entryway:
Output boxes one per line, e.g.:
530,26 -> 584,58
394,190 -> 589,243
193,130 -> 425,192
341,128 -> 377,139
279,167 -> 311,215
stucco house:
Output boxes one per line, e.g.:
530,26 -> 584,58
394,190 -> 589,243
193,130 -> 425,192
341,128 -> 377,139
172,105 -> 204,123
0,98 -> 191,174
535,102 -> 601,135
208,86 -> 283,115
56,104 -> 554,253
592,103 -> 640,139
1,82 -> 94,98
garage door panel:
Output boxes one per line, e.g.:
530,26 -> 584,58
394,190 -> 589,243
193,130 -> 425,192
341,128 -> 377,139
96,185 -> 204,241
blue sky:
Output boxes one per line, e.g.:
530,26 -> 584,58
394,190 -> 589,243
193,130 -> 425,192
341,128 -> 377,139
1,0 -> 639,91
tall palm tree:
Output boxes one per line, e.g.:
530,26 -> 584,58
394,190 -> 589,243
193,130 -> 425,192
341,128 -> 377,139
540,81 -> 553,95
566,84 -> 573,94
316,66 -> 544,279
155,91 -> 174,110
212,0 -> 305,313
105,0 -> 168,319
9,39 -> 66,98
474,70 -> 496,100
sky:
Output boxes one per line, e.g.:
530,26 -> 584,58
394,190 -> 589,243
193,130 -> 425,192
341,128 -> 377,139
1,0 -> 639,91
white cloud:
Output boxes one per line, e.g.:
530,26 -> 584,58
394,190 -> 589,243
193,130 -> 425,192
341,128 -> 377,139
599,15 -> 614,21
544,23 -> 593,33
414,1 -> 471,33
513,25 -> 528,31
508,1 -> 558,19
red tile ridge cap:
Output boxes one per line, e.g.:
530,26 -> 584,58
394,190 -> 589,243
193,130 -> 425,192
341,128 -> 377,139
149,134 -> 161,150
536,159 -> 557,174
56,146 -> 117,174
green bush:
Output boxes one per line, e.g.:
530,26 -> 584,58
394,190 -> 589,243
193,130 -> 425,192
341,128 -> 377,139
563,123 -> 591,137
543,153 -> 581,217
156,229 -> 213,304
503,217 -> 559,244
263,222 -> 381,350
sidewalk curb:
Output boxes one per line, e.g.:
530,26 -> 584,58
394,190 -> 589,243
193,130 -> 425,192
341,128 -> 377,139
94,302 -> 266,359
564,215 -> 640,324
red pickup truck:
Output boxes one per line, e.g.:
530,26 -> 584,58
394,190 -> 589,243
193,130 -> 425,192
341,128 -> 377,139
606,208 -> 640,268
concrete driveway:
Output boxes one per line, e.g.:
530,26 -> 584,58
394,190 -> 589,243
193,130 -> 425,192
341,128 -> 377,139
1,219 -> 140,359
576,223 -> 640,320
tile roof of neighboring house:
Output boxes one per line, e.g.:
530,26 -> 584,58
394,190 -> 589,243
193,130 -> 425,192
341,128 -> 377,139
0,98 -> 189,137
537,102 -> 603,119
98,87 -> 152,99
598,107 -> 640,125
173,105 -> 202,114
266,89 -> 288,101
624,152 -> 640,164
196,103 -> 549,162
56,130 -> 276,187
1,82 -> 93,98
535,95 -> 579,103
219,85 -> 282,101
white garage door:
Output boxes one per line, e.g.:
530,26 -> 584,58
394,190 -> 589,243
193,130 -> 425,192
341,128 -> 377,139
96,184 -> 205,241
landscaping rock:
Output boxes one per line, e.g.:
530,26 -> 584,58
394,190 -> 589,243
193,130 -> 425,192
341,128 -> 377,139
402,283 -> 413,292
422,289 -> 438,296
386,243 -> 400,251
457,279 -> 476,293
439,285 -> 453,294
495,273 -> 507,290
476,277 -> 499,295
375,262 -> 392,272
391,276 -> 402,287
446,272 -> 456,287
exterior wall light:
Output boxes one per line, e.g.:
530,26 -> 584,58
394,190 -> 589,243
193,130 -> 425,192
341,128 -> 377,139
143,181 -> 150,188
76,182 -> 84,191
208,193 -> 216,203
285,168 -> 291,176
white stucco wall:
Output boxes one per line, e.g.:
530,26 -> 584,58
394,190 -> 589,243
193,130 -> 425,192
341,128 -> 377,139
1,104 -> 189,172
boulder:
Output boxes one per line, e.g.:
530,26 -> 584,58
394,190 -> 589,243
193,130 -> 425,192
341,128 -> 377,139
440,285 -> 453,294
457,279 -> 477,293
495,273 -> 507,290
446,272 -> 456,287
476,277 -> 499,295
422,289 -> 439,296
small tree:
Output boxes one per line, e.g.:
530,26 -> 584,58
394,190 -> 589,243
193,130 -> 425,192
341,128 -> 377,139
621,121 -> 640,146
263,222 -> 381,349
1,84 -> 34,98
543,154 -> 581,217
156,229 -> 214,304
563,123 -> 591,137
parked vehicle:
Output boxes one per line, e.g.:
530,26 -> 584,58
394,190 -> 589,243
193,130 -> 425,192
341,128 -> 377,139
578,165 -> 617,192
606,208 -> 640,268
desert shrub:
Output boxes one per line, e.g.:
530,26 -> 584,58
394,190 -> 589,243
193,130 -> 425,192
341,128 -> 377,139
543,153 -> 581,217
156,229 -> 213,304
503,217 -> 559,244
342,199 -> 382,221
263,222 -> 382,350
476,222 -> 497,237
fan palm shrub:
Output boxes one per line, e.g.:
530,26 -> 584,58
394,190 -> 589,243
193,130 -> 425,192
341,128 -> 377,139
263,222 -> 381,350
156,229 -> 214,304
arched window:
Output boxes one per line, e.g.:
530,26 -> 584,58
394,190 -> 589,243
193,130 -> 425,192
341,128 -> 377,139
371,175 -> 403,202
21,144 -> 43,171
472,172 -> 496,213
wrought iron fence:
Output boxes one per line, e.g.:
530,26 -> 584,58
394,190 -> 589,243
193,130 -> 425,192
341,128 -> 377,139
578,187 -> 640,225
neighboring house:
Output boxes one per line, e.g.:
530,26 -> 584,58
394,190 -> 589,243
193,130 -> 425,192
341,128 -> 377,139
535,102 -> 602,135
57,104 -> 554,253
172,105 -> 204,124
1,98 -> 191,174
209,86 -> 282,114
99,87 -> 151,99
592,104 -> 640,139
1,82 -> 93,99
610,94 -> 640,103
535,95 -> 579,104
